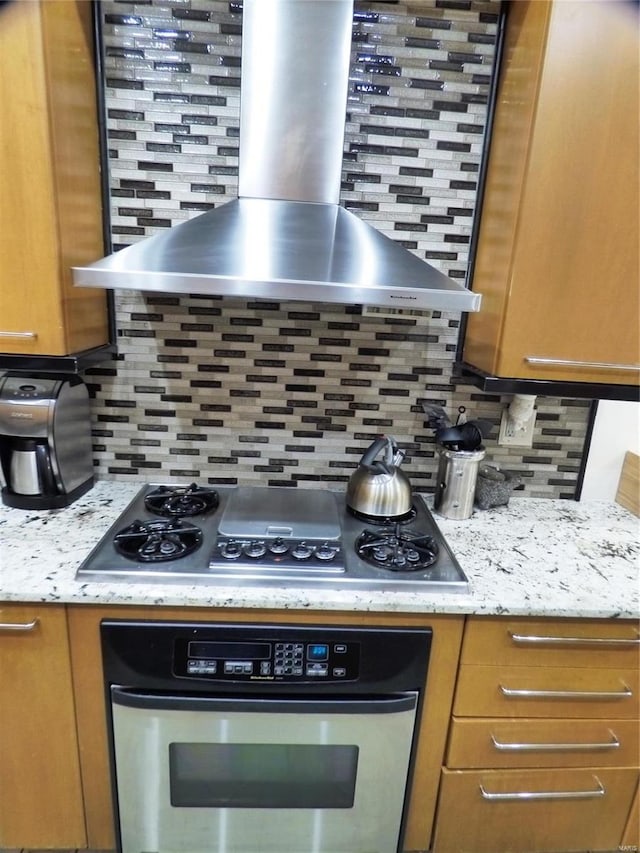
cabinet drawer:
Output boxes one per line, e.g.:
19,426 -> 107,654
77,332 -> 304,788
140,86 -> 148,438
454,664 -> 639,718
461,617 -> 640,668
447,717 -> 640,769
432,766 -> 639,853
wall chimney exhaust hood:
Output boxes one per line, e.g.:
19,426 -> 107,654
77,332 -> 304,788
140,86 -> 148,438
73,0 -> 481,313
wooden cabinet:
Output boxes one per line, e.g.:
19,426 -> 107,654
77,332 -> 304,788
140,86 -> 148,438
0,604 -> 86,849
67,604 -> 463,852
436,766 -> 638,853
0,0 -> 108,357
463,0 -> 639,391
432,616 -> 640,853
622,782 -> 639,849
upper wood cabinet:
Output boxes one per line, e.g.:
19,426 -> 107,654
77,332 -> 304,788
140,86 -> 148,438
462,0 -> 639,391
0,0 -> 109,358
0,604 -> 86,849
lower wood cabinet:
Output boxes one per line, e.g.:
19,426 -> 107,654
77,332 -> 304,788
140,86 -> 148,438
434,766 -> 638,853
432,616 -> 640,853
0,604 -> 86,849
8,604 -> 632,852
622,782 -> 639,849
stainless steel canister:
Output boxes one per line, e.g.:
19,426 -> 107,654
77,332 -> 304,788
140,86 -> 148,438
433,447 -> 486,520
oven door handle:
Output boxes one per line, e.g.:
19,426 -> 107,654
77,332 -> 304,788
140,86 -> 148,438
110,686 -> 418,715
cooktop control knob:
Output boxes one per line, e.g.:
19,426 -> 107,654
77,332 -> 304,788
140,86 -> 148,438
315,542 -> 338,561
244,540 -> 267,558
220,540 -> 242,559
268,537 -> 289,555
292,541 -> 313,560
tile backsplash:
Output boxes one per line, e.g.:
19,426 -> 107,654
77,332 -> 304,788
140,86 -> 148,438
88,0 -> 591,497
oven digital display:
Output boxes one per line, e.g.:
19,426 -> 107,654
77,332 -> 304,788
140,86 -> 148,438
307,644 -> 329,661
189,641 -> 270,660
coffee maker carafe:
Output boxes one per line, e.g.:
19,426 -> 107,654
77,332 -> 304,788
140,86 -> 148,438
0,373 -> 94,509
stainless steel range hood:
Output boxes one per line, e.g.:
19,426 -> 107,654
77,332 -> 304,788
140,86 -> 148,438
73,0 -> 481,313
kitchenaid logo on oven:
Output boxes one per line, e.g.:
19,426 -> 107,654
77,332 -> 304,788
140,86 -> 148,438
10,411 -> 33,419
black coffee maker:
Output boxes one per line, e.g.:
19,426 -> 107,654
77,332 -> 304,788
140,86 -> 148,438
0,372 -> 94,509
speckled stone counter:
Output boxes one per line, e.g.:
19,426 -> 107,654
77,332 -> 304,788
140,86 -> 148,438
0,480 -> 638,618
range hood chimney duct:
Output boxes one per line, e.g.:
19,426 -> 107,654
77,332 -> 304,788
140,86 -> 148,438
73,0 -> 481,313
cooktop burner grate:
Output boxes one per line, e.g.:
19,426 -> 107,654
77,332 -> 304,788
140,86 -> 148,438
113,518 -> 203,563
76,484 -> 469,592
144,483 -> 219,518
355,526 -> 439,572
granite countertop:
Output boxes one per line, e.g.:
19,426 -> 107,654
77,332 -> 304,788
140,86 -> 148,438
0,480 -> 638,619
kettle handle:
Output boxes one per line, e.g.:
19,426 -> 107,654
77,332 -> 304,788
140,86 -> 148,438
360,436 -> 394,473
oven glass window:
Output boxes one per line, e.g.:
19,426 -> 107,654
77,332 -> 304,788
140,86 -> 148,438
169,743 -> 358,808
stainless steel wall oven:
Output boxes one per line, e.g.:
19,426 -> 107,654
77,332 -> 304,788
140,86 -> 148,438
101,620 -> 432,853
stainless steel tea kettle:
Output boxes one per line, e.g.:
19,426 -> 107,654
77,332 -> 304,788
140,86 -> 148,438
346,436 -> 413,519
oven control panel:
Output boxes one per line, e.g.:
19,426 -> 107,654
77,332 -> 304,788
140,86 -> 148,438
175,638 -> 360,682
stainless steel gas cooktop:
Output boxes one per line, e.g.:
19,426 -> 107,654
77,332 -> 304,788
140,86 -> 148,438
76,484 -> 469,593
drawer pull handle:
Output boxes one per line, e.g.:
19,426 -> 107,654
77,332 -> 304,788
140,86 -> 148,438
479,776 -> 605,802
0,618 -> 39,632
499,684 -> 633,700
0,330 -> 37,339
509,631 -> 640,647
524,356 -> 640,372
490,731 -> 620,752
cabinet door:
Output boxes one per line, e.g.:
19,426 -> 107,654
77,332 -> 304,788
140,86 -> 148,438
0,0 -> 107,356
0,604 -> 86,848
465,0 -> 639,386
433,767 -> 639,853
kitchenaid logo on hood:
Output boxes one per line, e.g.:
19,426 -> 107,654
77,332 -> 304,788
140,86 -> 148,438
389,294 -> 418,301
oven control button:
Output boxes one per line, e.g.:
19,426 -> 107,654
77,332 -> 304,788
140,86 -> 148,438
220,540 -> 242,559
244,540 -> 267,558
292,542 -> 313,560
306,663 -> 329,676
332,667 -> 347,678
260,662 -> 271,675
268,537 -> 289,555
334,644 -> 347,654
188,661 -> 217,675
315,542 -> 338,561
